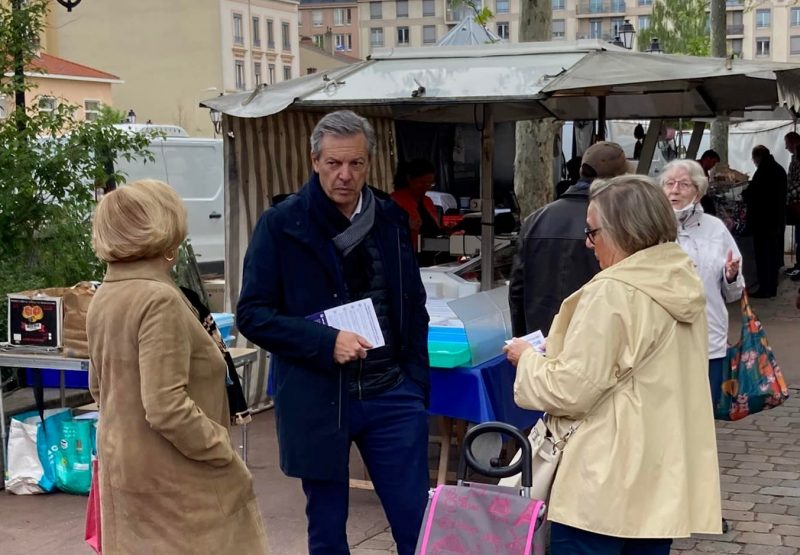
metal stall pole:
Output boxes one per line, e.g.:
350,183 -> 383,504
685,121 -> 706,160
636,120 -> 664,176
480,104 -> 495,292
597,96 -> 607,141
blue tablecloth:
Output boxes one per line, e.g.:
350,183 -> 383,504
429,354 -> 543,430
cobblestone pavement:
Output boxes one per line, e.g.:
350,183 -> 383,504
352,389 -> 800,555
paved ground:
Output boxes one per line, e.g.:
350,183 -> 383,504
0,266 -> 798,554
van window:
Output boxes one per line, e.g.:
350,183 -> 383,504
160,143 -> 223,200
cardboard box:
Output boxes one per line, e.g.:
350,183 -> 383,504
8,294 -> 63,348
204,279 -> 226,313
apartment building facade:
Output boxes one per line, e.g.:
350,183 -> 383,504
45,0 -> 299,137
299,0 -> 361,56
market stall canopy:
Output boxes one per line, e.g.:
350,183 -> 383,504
436,16 -> 503,46
201,40 -> 800,123
541,50 -> 800,120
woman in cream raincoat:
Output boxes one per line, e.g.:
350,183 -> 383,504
87,180 -> 268,554
505,175 -> 721,555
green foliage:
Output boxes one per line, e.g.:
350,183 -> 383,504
637,0 -> 710,56
0,0 -> 152,343
448,0 -> 497,41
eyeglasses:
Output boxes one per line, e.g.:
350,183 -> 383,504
663,179 -> 695,192
584,226 -> 602,245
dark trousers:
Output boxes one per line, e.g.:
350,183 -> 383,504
709,357 -> 725,412
301,378 -> 429,555
753,232 -> 780,295
550,523 -> 672,555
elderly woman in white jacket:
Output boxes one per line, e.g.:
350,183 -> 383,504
659,159 -> 745,409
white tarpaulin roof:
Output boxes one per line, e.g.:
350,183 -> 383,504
202,40 -> 800,123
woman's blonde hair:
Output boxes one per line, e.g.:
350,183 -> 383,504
92,179 -> 187,263
590,175 -> 677,255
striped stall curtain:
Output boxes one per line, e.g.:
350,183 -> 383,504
223,108 -> 397,408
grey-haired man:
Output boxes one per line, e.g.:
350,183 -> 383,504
238,110 -> 430,554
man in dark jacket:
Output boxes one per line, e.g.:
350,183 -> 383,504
237,111 -> 430,555
509,141 -> 628,337
743,145 -> 787,298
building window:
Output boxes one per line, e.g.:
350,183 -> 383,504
312,10 -> 323,27
756,38 -> 770,57
334,8 -> 352,26
335,33 -> 352,51
497,0 -> 509,14
638,15 -> 650,31
423,24 -> 436,44
254,62 -> 262,86
552,19 -> 565,39
268,63 -> 276,84
84,99 -> 101,121
610,0 -> 624,12
552,0 -> 564,9
792,8 -> 800,27
397,0 -> 408,18
38,96 -> 56,113
233,13 -> 244,45
234,60 -> 245,90
370,2 -> 382,19
496,22 -> 509,39
588,0 -> 602,13
313,34 -> 324,48
252,17 -> 261,47
791,36 -> 800,55
371,27 -> 384,47
282,22 -> 291,51
756,9 -> 770,29
423,0 -> 436,17
397,26 -> 409,45
638,0 -> 652,5
283,66 -> 292,81
267,20 -> 275,49
611,18 -> 624,36
298,10 -> 303,25
729,38 -> 742,57
589,19 -> 602,39
447,0 -> 479,22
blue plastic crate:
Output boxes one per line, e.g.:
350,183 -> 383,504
211,312 -> 236,348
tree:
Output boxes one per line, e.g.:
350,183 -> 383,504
637,0 -> 710,56
709,0 -> 729,163
0,0 -> 151,343
514,0 -> 556,218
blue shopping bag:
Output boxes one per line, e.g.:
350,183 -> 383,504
6,408 -> 73,494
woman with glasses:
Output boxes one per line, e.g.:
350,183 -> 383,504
505,175 -> 722,555
659,159 -> 744,411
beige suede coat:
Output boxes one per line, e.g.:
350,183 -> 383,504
87,260 -> 268,554
514,243 -> 722,539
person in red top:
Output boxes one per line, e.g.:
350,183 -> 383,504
391,158 -> 441,250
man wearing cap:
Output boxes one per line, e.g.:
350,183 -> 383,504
510,141 -> 628,337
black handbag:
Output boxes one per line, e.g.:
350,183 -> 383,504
180,287 -> 251,425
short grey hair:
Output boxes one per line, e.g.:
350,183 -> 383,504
310,110 -> 376,159
590,175 -> 677,255
659,159 -> 709,196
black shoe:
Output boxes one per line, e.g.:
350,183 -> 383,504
785,267 -> 800,277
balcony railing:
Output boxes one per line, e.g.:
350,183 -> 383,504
726,24 -> 744,35
576,0 -> 626,15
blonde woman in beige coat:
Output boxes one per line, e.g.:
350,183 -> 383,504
505,175 -> 721,555
87,179 -> 268,554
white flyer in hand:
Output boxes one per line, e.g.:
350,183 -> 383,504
311,298 -> 385,349
505,330 -> 546,352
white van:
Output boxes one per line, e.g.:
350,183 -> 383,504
114,126 -> 225,273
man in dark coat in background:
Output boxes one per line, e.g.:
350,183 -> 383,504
509,141 -> 628,337
743,145 -> 787,298
237,110 -> 430,555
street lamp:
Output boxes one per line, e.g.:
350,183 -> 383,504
619,19 -> 636,50
56,0 -> 83,11
610,36 -> 625,49
647,37 -> 664,54
209,107 -> 222,136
